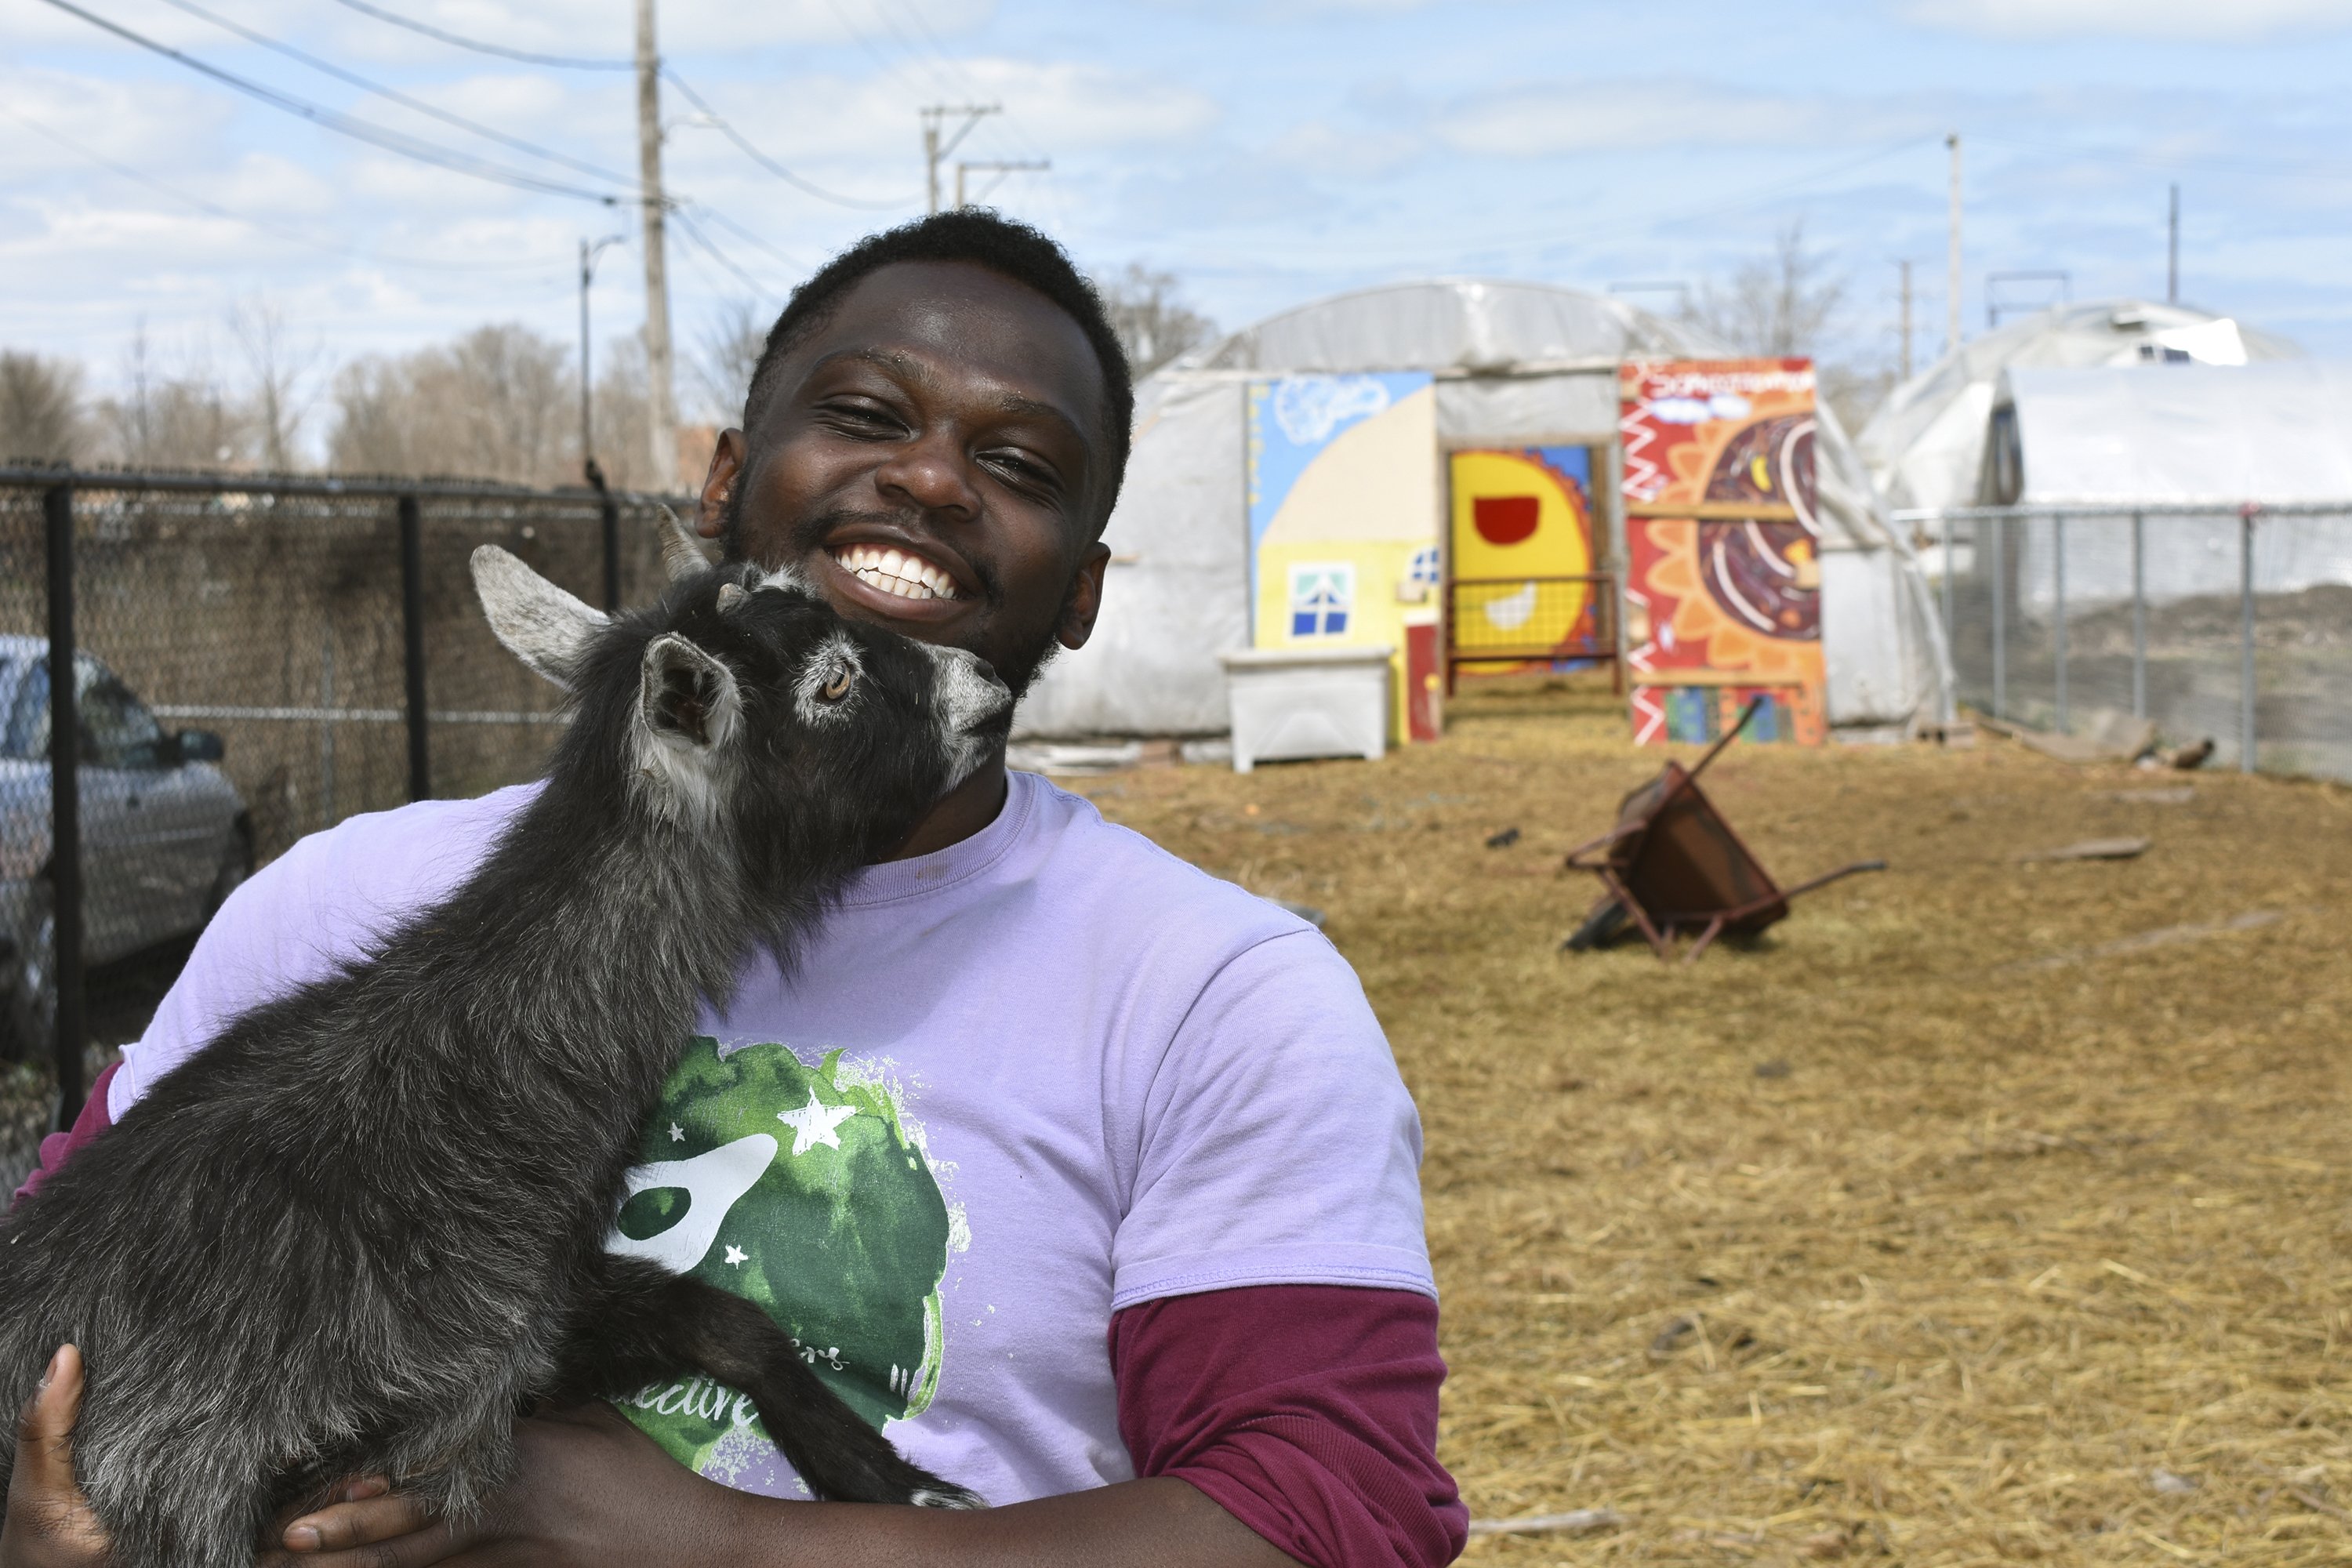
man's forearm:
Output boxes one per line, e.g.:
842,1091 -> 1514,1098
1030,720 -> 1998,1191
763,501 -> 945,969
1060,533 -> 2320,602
706,1477 -> 1298,1568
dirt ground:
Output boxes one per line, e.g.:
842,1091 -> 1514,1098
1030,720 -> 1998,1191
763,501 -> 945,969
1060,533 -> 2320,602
1070,678 -> 2352,1566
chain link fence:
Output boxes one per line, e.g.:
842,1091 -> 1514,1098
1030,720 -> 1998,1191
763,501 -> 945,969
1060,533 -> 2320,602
1902,503 -> 2352,781
0,466 -> 690,1142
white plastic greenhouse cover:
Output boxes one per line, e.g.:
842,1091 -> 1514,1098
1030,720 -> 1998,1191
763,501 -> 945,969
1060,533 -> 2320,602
1857,299 -> 2304,513
1990,362 -> 2352,614
2002,361 -> 2352,505
1016,278 -> 1950,738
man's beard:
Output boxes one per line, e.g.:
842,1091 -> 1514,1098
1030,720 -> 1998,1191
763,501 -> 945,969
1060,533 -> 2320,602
720,481 -> 1072,701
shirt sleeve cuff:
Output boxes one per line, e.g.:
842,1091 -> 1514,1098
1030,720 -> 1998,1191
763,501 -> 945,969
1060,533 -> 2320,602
1112,1243 -> 1436,1312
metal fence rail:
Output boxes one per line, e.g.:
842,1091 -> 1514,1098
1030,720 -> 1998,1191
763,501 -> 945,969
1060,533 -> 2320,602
0,466 -> 692,1124
1896,502 -> 2352,782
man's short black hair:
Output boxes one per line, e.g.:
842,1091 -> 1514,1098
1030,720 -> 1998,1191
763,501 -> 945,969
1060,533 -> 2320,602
740,209 -> 1134,528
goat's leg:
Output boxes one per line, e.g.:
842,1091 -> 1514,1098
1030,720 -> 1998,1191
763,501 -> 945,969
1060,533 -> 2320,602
552,1258 -> 983,1509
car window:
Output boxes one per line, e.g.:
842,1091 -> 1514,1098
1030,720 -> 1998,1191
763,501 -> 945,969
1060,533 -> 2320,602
0,658 -> 27,760
81,677 -> 169,769
0,659 -> 168,768
1,661 -> 49,761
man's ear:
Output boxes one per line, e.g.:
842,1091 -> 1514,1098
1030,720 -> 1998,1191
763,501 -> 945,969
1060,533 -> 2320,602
1056,542 -> 1112,652
471,546 -> 607,688
698,428 -> 748,542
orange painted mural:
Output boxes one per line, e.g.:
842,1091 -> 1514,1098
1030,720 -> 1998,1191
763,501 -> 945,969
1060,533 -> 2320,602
1619,358 -> 1827,746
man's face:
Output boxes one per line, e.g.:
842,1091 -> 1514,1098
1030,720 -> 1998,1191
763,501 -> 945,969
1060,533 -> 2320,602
699,260 -> 1112,696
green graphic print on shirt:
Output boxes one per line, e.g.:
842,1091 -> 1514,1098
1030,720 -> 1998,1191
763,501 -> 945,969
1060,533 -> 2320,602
606,1036 -> 957,1485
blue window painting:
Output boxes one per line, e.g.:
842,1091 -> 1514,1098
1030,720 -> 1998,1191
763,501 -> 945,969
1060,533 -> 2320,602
1406,546 -> 1441,592
1288,563 -> 1354,638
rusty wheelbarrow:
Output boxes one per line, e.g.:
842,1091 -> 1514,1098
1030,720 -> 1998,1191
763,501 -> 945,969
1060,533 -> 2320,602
1563,697 -> 1886,964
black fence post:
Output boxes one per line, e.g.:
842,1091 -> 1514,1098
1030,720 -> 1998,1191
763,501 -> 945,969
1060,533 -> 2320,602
42,481 -> 85,1128
398,495 -> 430,801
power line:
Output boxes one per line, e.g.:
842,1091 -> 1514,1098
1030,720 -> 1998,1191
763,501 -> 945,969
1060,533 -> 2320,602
670,207 -> 773,300
153,0 -> 641,191
33,0 -> 630,205
321,0 -> 633,70
659,71 -> 912,210
323,0 -> 909,212
684,202 -> 815,273
2,103 -> 562,274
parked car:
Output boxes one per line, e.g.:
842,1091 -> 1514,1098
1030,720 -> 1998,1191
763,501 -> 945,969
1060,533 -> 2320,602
0,637 -> 250,1063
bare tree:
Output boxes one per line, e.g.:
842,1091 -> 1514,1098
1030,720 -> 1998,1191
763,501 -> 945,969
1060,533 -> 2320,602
1686,221 -> 1893,432
591,332 -> 657,490
1098,263 -> 1216,378
89,325 -> 251,469
690,299 -> 768,428
328,324 -> 576,485
230,299 -> 321,472
0,351 -> 85,463
1685,221 -> 1846,358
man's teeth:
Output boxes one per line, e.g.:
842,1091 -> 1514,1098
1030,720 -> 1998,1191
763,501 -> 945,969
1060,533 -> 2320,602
834,543 -> 961,602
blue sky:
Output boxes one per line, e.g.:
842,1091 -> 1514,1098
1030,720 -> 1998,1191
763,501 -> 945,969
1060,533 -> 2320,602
8,0 -> 2352,420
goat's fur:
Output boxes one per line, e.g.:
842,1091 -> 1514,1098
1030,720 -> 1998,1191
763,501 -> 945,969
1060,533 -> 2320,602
0,544 -> 1009,1566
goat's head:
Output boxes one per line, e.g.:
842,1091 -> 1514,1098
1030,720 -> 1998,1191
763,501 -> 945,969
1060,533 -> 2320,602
469,538 -> 1011,873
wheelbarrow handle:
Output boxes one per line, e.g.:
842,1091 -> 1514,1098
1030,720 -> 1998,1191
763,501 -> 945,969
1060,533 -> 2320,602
1684,695 -> 1769,784
1563,821 -> 1644,866
1774,859 -> 1889,901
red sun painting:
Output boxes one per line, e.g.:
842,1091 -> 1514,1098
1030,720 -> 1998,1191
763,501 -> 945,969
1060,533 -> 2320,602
1472,495 -> 1541,546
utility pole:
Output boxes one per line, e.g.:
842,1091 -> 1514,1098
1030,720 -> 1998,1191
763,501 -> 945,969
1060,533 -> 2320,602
2168,183 -> 2180,303
955,158 -> 1050,209
922,103 -> 1000,214
634,0 -> 676,492
1898,259 -> 1913,382
1945,132 -> 1963,358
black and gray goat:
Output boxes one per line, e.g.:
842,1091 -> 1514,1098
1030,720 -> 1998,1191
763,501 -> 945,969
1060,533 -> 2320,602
0,524 -> 1008,1567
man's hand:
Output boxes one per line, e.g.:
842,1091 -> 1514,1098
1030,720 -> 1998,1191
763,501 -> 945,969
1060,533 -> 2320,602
2,1347 -> 108,1568
263,1404 -> 742,1568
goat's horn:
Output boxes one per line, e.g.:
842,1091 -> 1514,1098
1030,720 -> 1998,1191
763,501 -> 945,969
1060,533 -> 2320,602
657,505 -> 710,582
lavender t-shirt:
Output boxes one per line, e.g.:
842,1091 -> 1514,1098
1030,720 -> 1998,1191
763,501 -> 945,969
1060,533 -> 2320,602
114,769 -> 1434,1508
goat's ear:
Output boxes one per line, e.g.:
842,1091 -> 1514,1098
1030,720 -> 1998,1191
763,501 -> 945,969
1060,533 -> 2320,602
639,633 -> 739,751
472,546 -> 607,689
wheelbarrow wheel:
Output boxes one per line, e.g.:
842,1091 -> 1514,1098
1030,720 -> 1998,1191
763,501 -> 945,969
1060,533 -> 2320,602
1563,898 -> 1632,953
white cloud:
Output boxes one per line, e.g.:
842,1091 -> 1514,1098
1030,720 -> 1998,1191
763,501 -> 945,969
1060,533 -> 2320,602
1436,80 -> 1915,156
1268,119 -> 1421,179
1,67 -> 230,173
670,56 -> 1216,165
1901,0 -> 2352,40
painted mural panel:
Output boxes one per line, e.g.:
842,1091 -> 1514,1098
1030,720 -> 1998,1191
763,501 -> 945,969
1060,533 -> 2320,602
1247,372 -> 1439,741
1446,445 -> 1603,667
1619,358 -> 1827,746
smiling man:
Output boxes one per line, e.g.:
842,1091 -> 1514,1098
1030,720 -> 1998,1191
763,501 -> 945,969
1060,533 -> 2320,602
3,212 -> 1466,1568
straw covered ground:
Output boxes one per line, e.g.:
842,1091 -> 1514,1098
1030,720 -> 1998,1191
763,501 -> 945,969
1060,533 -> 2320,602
1069,680 -> 2352,1566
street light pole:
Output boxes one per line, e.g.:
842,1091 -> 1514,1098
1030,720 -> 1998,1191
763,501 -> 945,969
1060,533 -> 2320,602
579,234 -> 629,481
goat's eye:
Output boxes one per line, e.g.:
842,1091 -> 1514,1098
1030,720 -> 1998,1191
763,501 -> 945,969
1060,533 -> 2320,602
820,667 -> 855,701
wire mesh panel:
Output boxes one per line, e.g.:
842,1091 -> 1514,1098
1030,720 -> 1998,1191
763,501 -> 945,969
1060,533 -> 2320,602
2247,509 -> 2352,779
1446,574 -> 1617,683
1918,503 -> 2352,782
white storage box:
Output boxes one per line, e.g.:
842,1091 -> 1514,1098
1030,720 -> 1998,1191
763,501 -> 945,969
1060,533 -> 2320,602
1219,647 -> 1392,773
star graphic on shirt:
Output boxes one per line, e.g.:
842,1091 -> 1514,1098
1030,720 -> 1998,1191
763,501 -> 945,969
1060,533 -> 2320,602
724,1244 -> 746,1267
667,1123 -> 684,1142
778,1091 -> 857,1156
